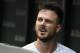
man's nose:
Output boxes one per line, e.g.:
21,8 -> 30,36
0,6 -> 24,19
41,20 -> 45,25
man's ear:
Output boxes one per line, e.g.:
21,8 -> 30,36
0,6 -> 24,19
56,24 -> 61,32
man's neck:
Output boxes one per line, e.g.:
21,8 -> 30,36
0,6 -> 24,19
35,39 -> 57,53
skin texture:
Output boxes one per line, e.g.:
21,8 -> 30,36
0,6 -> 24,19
34,9 -> 61,53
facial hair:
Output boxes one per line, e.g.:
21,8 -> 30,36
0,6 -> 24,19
38,32 -> 56,42
37,26 -> 57,42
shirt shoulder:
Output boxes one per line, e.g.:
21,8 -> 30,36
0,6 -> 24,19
22,42 -> 38,52
55,43 -> 77,53
22,42 -> 35,49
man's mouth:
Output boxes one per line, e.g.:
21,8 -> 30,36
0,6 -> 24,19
38,28 -> 47,36
39,29 -> 47,32
39,27 -> 47,32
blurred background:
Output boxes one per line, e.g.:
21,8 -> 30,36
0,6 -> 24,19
0,0 -> 80,53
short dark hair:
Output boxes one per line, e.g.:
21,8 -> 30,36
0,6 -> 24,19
37,2 -> 63,24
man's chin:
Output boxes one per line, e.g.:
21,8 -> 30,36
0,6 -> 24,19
38,37 -> 53,42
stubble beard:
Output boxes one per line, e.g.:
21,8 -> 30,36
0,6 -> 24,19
37,32 -> 56,43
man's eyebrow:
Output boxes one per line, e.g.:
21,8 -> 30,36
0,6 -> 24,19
37,17 -> 43,19
45,19 -> 54,23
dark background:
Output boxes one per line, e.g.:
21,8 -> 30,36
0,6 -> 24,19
0,0 -> 80,53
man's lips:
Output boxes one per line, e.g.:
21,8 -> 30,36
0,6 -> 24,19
38,27 -> 47,32
39,29 -> 47,32
38,28 -> 47,35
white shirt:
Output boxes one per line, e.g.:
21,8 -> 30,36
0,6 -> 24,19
22,42 -> 76,53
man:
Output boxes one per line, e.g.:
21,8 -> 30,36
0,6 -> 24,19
23,2 -> 76,53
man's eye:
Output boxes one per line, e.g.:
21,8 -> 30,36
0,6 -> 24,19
46,20 -> 53,23
37,18 -> 43,22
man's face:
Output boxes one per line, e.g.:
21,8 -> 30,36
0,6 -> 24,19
35,9 -> 61,42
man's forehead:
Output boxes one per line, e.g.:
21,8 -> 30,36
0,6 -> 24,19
38,9 -> 57,16
39,9 -> 57,13
38,9 -> 58,19
39,9 -> 53,13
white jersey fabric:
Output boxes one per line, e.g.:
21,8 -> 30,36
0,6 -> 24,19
23,42 -> 76,53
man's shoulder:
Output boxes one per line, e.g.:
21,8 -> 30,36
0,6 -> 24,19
57,43 -> 76,53
22,42 -> 35,49
22,42 -> 38,52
